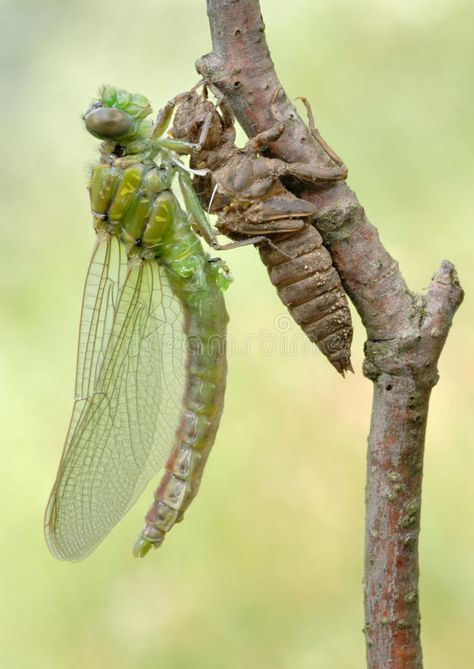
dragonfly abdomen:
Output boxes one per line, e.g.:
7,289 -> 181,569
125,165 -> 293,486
91,164 -> 230,557
259,224 -> 353,374
133,264 -> 228,557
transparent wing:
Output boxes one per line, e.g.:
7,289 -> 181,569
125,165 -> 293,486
45,236 -> 187,561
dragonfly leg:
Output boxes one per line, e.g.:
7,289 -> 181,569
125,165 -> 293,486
206,235 -> 289,257
158,137 -> 202,154
296,95 -> 347,173
244,122 -> 286,155
178,171 -> 219,246
153,89 -> 197,139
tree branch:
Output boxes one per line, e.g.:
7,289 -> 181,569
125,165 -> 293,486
197,2 -> 464,667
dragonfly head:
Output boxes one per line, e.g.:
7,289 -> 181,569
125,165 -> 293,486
83,86 -> 153,144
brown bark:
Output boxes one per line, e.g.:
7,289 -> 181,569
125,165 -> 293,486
197,2 -> 464,668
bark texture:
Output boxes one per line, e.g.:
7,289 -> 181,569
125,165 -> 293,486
197,2 -> 464,667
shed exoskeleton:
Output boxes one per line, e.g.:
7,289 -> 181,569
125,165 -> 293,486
168,84 -> 353,374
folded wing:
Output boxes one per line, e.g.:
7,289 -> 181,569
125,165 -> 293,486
45,236 -> 187,561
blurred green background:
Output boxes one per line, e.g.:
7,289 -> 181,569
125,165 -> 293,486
1,0 -> 472,667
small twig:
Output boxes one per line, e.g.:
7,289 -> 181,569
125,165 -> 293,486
197,2 -> 464,667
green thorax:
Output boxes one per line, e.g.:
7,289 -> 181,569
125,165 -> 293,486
84,87 -> 231,292
84,86 -> 175,256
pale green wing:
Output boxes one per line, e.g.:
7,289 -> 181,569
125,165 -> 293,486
66,234 -> 128,448
45,237 -> 187,561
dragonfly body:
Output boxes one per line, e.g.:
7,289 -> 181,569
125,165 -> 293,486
45,87 -> 230,560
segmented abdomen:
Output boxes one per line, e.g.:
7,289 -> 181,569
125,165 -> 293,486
134,278 -> 228,556
259,224 -> 353,374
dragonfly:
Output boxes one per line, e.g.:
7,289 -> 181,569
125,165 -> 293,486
44,86 -> 231,561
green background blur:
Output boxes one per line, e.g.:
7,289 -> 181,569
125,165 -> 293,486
1,1 -> 472,667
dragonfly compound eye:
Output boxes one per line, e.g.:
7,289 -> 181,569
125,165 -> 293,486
84,107 -> 132,139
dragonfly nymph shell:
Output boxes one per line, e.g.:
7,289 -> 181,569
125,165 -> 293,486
170,86 -> 353,374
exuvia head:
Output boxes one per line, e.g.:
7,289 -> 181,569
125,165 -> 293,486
170,90 -> 226,151
83,86 -> 153,143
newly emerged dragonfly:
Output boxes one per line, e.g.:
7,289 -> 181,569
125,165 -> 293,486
44,86 -> 231,561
